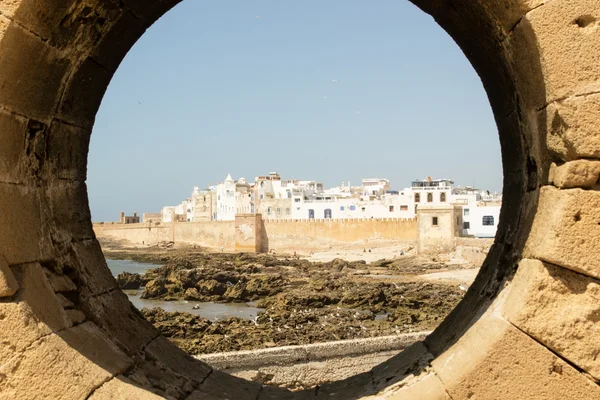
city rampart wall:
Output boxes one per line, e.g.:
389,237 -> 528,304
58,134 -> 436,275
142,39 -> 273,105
93,218 -> 417,252
264,218 -> 417,252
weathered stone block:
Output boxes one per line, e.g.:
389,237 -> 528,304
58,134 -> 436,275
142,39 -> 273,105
0,108 -> 27,185
188,370 -> 262,400
371,342 -> 432,391
544,93 -> 600,160
69,239 -> 118,298
504,259 -> 600,380
56,293 -> 74,308
432,314 -> 600,400
551,159 -> 600,188
482,0 -> 545,37
526,0 -> 600,105
0,322 -> 131,400
0,22 -> 68,120
44,270 -> 78,293
382,373 -> 450,400
0,302 -> 51,365
0,0 -> 123,50
12,263 -> 71,332
316,370 -> 373,399
92,9 -> 147,72
0,256 -> 18,297
89,376 -> 164,400
144,336 -> 212,385
0,183 -> 53,265
525,186 -> 600,279
120,0 -> 180,25
56,56 -> 114,130
79,289 -> 156,355
59,321 -> 132,374
0,13 -> 8,36
46,181 -> 94,242
0,265 -> 64,366
66,309 -> 86,325
126,358 -> 195,398
46,121 -> 90,182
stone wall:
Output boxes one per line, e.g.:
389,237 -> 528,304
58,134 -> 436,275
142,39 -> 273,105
264,218 -> 418,252
197,332 -> 428,389
94,221 -> 236,250
234,214 -> 264,253
1,0 -> 600,399
417,205 -> 462,254
93,217 -> 418,252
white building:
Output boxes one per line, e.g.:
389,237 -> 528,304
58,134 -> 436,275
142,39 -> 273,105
214,174 -> 254,221
461,204 -> 501,238
151,172 -> 503,239
361,178 -> 390,199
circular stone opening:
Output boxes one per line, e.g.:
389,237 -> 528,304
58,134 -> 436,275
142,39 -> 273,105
6,0 -> 597,399
89,1 -> 502,387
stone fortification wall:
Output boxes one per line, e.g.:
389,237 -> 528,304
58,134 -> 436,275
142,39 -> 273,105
264,218 -> 418,252
174,220 -> 235,250
94,218 -> 418,252
94,223 -> 172,245
94,221 -> 236,250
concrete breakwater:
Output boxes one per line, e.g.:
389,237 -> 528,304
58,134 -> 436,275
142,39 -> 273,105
197,332 -> 429,389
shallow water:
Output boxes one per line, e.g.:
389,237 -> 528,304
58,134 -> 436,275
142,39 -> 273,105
106,258 -> 264,320
106,258 -> 157,276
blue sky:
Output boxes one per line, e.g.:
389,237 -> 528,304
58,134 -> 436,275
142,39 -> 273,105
88,0 -> 502,222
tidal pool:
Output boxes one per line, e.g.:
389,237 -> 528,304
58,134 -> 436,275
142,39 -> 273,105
107,258 -> 264,320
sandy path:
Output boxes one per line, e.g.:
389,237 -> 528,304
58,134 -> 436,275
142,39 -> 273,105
303,244 -> 414,263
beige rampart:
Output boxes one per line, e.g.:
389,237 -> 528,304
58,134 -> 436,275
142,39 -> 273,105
263,218 -> 418,252
93,218 -> 418,252
0,0 -> 600,399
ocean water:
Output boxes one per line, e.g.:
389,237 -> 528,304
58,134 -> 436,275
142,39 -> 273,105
106,258 -> 264,320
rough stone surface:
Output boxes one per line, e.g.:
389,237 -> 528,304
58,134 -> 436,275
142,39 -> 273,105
432,314 -> 600,400
0,21 -> 68,120
145,336 -> 212,385
371,342 -> 433,391
0,108 -> 27,185
0,0 -> 599,398
0,322 -> 132,400
11,263 -> 72,332
525,186 -> 600,279
551,160 -> 600,188
187,370 -> 263,400
89,376 -> 165,400
44,269 -> 78,293
0,256 -> 18,297
66,309 -> 86,325
544,93 -> 600,160
79,289 -> 157,355
526,0 -> 600,105
505,259 -> 600,380
375,373 -> 450,400
0,183 -> 52,264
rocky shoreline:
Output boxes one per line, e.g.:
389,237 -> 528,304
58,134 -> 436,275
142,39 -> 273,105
106,249 -> 470,355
